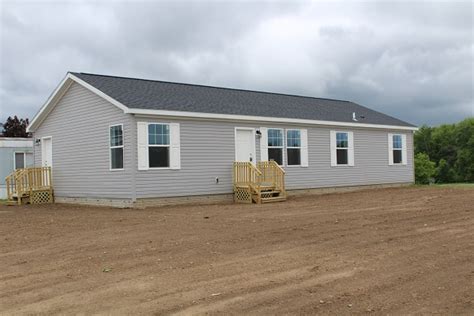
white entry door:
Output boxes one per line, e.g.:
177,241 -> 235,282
235,128 -> 256,163
41,137 -> 53,167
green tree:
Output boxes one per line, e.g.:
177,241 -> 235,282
415,153 -> 436,184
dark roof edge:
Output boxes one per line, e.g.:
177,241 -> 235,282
70,72 -> 351,104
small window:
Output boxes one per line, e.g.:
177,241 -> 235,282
110,125 -> 124,170
287,129 -> 301,166
392,134 -> 403,164
336,132 -> 349,165
268,129 -> 283,165
14,152 -> 25,169
148,124 -> 170,168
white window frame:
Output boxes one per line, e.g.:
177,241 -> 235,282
147,123 -> 171,170
267,128 -> 284,166
388,133 -> 407,166
331,130 -> 354,167
109,124 -> 124,171
286,129 -> 301,167
13,151 -> 26,170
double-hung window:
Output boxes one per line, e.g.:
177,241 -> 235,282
336,132 -> 349,165
389,133 -> 406,165
148,123 -> 170,168
330,131 -> 354,166
287,129 -> 301,166
392,135 -> 402,164
110,125 -> 124,170
268,128 -> 283,165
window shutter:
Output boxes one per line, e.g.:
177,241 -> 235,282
348,131 -> 355,166
260,127 -> 268,161
300,129 -> 309,167
388,133 -> 394,165
137,122 -> 149,170
330,130 -> 337,166
170,123 -> 181,169
401,134 -> 407,165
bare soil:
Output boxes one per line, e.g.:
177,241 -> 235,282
1,186 -> 473,315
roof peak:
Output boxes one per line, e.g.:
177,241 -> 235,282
70,71 -> 350,103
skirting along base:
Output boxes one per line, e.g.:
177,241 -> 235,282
54,182 -> 412,208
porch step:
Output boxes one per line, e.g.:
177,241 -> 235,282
260,196 -> 287,203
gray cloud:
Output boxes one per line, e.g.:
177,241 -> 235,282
0,1 -> 472,126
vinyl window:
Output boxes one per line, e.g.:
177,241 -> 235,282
392,134 -> 403,164
336,132 -> 349,165
286,129 -> 301,166
268,128 -> 283,165
110,125 -> 124,170
148,123 -> 170,168
14,152 -> 25,169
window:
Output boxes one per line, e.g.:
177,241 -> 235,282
14,152 -> 25,169
110,125 -> 124,170
336,132 -> 349,165
148,123 -> 170,168
268,129 -> 283,165
392,134 -> 403,164
287,129 -> 301,166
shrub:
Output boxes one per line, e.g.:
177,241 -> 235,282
415,153 -> 436,184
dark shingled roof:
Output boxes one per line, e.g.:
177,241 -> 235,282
71,72 -> 415,127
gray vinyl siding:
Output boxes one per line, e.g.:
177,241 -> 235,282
33,83 -> 414,200
134,116 -> 414,198
33,83 -> 134,199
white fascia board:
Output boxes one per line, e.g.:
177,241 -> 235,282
27,73 -> 130,133
69,73 -> 129,113
0,139 -> 33,148
27,74 -> 72,133
129,108 -> 419,131
27,72 -> 417,133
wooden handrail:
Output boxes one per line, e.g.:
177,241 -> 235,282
5,167 -> 53,202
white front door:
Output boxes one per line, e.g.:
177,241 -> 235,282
41,137 -> 52,167
235,128 -> 256,163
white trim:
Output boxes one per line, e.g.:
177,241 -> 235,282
27,73 -> 129,132
41,136 -> 53,167
234,127 -> 256,164
13,151 -> 26,170
70,74 -> 129,112
147,123 -> 171,169
129,108 -> 418,131
27,74 -> 72,133
286,129 -> 302,167
259,127 -> 268,161
0,139 -> 33,148
28,72 -> 418,133
267,128 -> 284,166
331,130 -> 354,167
389,133 -> 406,166
109,124 -> 124,171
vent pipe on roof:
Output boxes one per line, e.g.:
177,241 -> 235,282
352,112 -> 358,122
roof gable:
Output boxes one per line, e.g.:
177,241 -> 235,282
28,72 -> 416,132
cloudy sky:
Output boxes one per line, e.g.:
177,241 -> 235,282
0,0 -> 472,126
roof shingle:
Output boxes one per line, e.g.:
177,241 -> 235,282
71,72 -> 415,127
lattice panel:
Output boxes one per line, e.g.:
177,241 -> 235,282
31,190 -> 53,204
234,187 -> 252,203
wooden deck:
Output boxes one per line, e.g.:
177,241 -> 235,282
233,161 -> 286,204
5,167 -> 54,205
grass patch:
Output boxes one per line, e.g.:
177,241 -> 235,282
0,199 -> 7,205
415,183 -> 474,189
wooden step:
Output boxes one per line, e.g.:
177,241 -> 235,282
260,196 -> 287,203
6,200 -> 18,206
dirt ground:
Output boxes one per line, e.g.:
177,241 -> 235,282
1,186 -> 473,315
